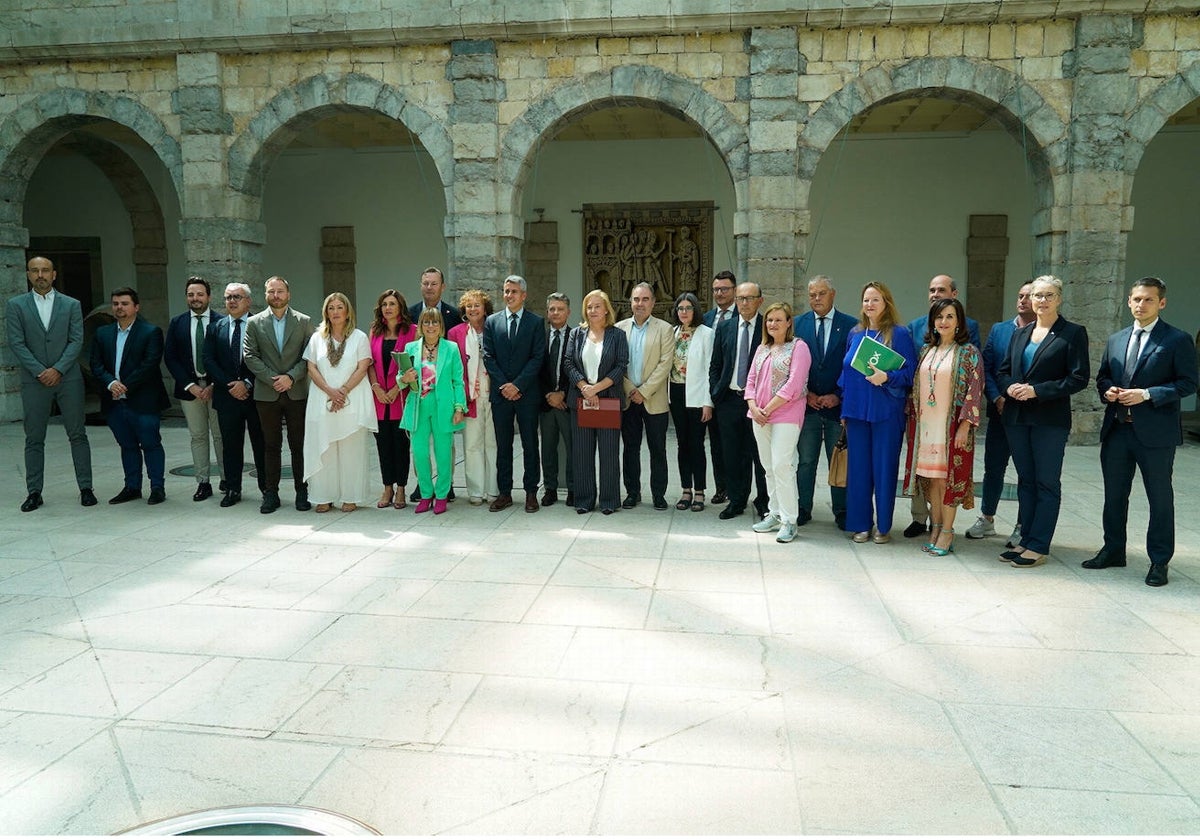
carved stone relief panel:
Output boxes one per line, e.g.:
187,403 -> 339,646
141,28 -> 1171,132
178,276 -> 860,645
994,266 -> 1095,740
582,201 -> 714,320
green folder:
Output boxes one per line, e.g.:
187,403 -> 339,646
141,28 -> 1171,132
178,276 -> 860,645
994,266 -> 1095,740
850,334 -> 906,376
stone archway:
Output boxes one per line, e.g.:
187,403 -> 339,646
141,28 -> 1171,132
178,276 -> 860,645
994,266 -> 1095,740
1124,65 -> 1200,175
801,57 -> 1068,276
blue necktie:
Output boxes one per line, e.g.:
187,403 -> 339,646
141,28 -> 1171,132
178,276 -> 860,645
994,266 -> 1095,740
815,316 -> 827,365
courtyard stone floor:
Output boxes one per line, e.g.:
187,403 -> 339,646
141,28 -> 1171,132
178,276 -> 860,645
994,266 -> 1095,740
1,418 -> 1198,835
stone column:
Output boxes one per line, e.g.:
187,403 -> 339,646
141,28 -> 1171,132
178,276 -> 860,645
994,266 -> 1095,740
0,223 -> 31,421
522,219 -> 559,305
966,214 -> 1009,346
174,53 -> 264,296
446,39 -> 511,293
745,27 -> 803,305
320,226 -> 357,302
1062,14 -> 1139,439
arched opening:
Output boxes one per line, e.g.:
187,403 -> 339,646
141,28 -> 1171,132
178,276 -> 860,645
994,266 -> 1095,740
514,100 -> 738,318
807,91 -> 1043,333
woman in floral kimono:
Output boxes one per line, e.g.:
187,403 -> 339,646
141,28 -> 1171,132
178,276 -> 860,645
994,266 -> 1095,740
903,298 -> 983,556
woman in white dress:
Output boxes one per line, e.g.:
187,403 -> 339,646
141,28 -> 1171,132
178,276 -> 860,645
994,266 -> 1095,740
303,292 -> 376,512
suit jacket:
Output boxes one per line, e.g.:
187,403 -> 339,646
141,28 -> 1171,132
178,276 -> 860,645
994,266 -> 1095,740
242,307 -> 314,402
793,308 -> 857,419
482,307 -> 546,406
709,313 -> 763,404
982,316 -> 1023,404
202,314 -> 256,412
89,316 -> 169,414
997,316 -> 1090,429
164,309 -> 218,400
539,323 -> 573,413
563,325 -> 628,407
616,315 -> 674,415
398,338 -> 466,434
1096,319 -> 1198,447
702,305 -> 737,329
409,300 -> 462,332
908,312 -> 982,350
5,290 -> 86,386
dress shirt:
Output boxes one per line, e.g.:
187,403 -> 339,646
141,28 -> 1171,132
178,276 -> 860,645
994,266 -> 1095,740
271,309 -> 288,352
34,289 -> 55,330
628,318 -> 649,387
113,322 -> 132,399
189,309 -> 213,386
1126,318 -> 1158,402
732,318 -> 754,391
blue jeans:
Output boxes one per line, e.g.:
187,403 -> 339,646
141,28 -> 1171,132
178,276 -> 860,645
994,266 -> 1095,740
107,400 -> 165,490
1005,423 -> 1068,554
796,411 -> 846,521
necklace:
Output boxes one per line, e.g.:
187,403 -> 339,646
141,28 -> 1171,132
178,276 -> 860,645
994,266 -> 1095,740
325,330 -> 347,367
423,341 -> 438,362
926,344 -> 954,406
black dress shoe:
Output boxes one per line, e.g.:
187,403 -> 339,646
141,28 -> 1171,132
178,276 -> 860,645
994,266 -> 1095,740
260,490 -> 281,514
411,488 -> 423,502
796,510 -> 812,527
653,495 -> 668,511
622,494 -> 640,509
147,487 -> 166,505
601,508 -> 615,515
1082,549 -> 1127,569
565,491 -> 574,507
1000,549 -> 1023,561
193,482 -> 213,502
576,507 -> 590,515
754,502 -> 769,519
718,504 -> 744,520
834,513 -> 846,531
109,487 -> 142,504
219,490 -> 242,508
20,492 -> 43,512
712,489 -> 727,505
541,489 -> 558,506
295,488 -> 311,511
218,479 -> 228,493
448,488 -> 456,502
80,488 -> 98,507
903,520 -> 928,538
1145,564 -> 1169,587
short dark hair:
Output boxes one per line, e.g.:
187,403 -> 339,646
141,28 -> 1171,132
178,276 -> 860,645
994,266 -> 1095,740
1133,276 -> 1167,297
713,270 -> 737,285
923,298 -> 969,346
672,292 -> 702,327
185,276 -> 211,295
111,286 -> 140,305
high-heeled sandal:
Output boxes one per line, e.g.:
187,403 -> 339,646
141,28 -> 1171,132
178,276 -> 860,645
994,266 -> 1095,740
393,487 -> 407,509
675,491 -> 693,511
691,492 -> 705,512
922,524 -> 944,552
377,487 -> 394,509
927,528 -> 955,557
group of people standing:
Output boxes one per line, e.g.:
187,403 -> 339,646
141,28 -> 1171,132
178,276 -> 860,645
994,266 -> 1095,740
9,256 -> 1196,585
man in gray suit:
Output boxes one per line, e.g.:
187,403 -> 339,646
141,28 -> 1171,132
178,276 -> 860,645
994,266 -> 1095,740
6,256 -> 95,511
243,275 -> 314,513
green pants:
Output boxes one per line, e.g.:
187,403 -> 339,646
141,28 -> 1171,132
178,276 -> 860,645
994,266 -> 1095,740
412,391 -> 454,500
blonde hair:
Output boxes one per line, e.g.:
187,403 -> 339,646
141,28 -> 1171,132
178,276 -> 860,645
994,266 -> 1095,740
418,306 -> 446,339
857,281 -> 902,347
320,291 -> 356,335
760,302 -> 795,346
580,289 -> 616,329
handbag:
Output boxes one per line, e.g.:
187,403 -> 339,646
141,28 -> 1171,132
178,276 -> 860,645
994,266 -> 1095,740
576,396 -> 621,429
828,427 -> 848,488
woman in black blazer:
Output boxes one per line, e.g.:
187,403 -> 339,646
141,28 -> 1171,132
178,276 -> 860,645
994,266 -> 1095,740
564,289 -> 629,515
997,275 -> 1090,567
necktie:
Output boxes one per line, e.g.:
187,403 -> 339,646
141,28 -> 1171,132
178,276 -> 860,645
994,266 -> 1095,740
194,314 -> 207,376
720,308 -> 731,324
815,316 -> 827,365
736,320 -> 751,390
232,317 -> 243,364
549,328 -> 562,387
508,313 -> 517,342
1122,328 -> 1144,387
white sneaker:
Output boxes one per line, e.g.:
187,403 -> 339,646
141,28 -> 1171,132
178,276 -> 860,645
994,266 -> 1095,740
776,523 -> 797,543
965,516 -> 996,539
1006,524 -> 1022,549
752,513 -> 782,533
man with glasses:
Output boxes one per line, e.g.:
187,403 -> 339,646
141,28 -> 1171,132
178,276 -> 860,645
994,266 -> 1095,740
203,283 -> 267,508
702,270 -> 739,504
617,282 -> 675,510
965,282 -> 1034,545
709,281 -> 769,520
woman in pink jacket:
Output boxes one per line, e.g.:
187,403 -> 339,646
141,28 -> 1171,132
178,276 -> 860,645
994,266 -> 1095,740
745,302 -> 812,543
367,289 -> 418,508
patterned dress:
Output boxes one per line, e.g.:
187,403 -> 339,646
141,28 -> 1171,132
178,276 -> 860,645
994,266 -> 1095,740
903,341 -> 982,508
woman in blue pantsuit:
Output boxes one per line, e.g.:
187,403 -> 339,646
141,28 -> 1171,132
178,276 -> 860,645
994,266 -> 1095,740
838,282 -> 918,543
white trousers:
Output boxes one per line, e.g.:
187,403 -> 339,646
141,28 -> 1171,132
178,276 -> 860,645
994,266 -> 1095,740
462,398 -> 499,500
180,396 -> 224,484
752,420 -> 801,524
308,427 -> 373,505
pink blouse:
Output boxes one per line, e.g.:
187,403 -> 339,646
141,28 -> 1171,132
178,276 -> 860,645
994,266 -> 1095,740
744,339 -> 812,425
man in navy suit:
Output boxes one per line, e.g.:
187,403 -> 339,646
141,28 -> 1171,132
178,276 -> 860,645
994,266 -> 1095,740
202,282 -> 267,508
89,286 -> 170,505
164,276 -> 224,501
793,275 -> 857,529
709,280 -> 768,520
964,282 -> 1034,545
539,291 -> 573,507
1085,277 -> 1198,587
409,266 -> 462,332
903,273 -> 982,538
483,274 -> 546,512
702,270 -> 738,505
6,255 -> 95,511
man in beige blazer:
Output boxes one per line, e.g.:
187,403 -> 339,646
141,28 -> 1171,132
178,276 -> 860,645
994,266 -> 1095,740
617,281 -> 675,510
242,275 -> 314,513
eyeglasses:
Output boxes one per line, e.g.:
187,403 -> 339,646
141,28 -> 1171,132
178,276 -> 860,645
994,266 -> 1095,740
676,305 -> 694,312
1031,292 -> 1058,301
223,294 -> 246,301
735,295 -> 761,303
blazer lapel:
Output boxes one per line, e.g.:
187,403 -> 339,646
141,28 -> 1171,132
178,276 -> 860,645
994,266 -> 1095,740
1131,322 -> 1163,382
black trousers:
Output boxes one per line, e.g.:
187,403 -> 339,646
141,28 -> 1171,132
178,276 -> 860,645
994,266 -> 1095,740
668,382 -> 708,491
492,397 -> 541,494
217,398 -> 266,493
256,393 -> 306,493
1101,423 -> 1177,565
375,417 -> 412,487
621,400 -> 669,499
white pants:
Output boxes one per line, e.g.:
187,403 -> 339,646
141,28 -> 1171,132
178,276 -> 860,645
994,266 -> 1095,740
308,427 -> 373,505
180,396 -> 224,484
752,420 -> 801,524
462,397 -> 499,500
